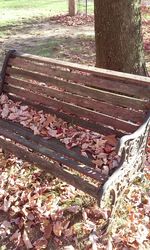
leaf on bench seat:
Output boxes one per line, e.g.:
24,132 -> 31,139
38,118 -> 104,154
0,94 -> 120,174
1,104 -> 9,118
0,94 -> 9,104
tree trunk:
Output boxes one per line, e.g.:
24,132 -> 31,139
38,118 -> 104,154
94,0 -> 147,75
69,0 -> 77,16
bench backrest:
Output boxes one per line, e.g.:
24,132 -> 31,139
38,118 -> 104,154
1,51 -> 150,137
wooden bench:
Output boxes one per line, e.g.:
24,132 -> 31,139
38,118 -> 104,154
0,50 -> 150,213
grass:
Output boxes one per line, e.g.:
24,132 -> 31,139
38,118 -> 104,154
0,0 -> 68,28
0,0 -> 94,30
26,36 -> 95,65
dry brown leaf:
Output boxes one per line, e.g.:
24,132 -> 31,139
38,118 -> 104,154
82,209 -> 88,221
1,104 -> 9,118
22,229 -> 33,249
81,151 -> 88,158
48,128 -> 58,137
20,105 -> 29,111
64,246 -> 75,250
8,113 -> 18,120
101,165 -> 109,175
3,196 -> 12,212
0,94 -> 8,104
67,205 -> 80,214
45,114 -> 56,125
53,221 -> 63,237
105,134 -> 117,147
33,237 -> 48,249
104,144 -> 114,154
10,229 -> 21,241
33,126 -> 40,135
43,223 -> 52,239
27,212 -> 35,221
1,220 -> 11,234
0,228 -> 6,238
92,158 -> 103,168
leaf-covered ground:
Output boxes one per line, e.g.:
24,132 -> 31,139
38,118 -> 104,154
0,95 -> 149,249
0,138 -> 149,249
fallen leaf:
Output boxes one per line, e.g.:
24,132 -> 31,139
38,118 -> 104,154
33,237 -> 48,249
92,158 -> 103,168
64,246 -> 75,250
22,229 -> 32,249
3,196 -> 12,212
48,128 -> 58,137
105,135 -> 117,147
43,223 -> 52,239
0,94 -> 8,104
53,221 -> 63,237
67,205 -> 80,213
10,229 -> 21,241
8,113 -> 18,120
1,220 -> 11,235
1,104 -> 9,118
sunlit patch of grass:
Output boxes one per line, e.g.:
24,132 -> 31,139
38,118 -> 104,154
0,0 -> 68,29
26,35 -> 95,65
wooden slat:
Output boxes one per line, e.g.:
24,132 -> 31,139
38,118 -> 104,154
14,52 -> 150,87
0,121 -> 105,182
8,57 -> 150,99
4,84 -> 139,133
0,137 -> 98,197
0,118 -> 94,168
6,67 -> 149,111
5,76 -> 145,124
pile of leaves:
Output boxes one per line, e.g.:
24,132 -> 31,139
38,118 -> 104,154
0,94 -> 120,176
0,154 -> 106,249
0,96 -> 149,249
50,14 -> 94,26
0,151 -> 149,249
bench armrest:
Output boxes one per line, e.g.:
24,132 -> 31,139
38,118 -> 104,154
0,49 -> 16,94
99,113 -> 150,213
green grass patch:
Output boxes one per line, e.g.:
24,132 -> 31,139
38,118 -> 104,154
26,35 -> 95,65
0,0 -> 94,30
0,0 -> 68,28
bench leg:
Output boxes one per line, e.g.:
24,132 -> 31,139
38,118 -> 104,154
98,114 -> 150,214
98,156 -> 145,215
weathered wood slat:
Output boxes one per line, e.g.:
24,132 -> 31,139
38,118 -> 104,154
4,84 -> 139,133
0,118 -> 94,168
6,67 -> 148,111
5,76 -> 145,124
14,52 -> 150,87
0,122 -> 105,182
8,57 -> 150,99
0,137 -> 98,197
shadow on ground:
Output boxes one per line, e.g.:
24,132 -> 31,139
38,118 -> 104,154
0,20 -> 95,69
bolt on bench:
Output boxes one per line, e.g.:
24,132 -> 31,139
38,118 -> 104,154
0,50 -> 150,212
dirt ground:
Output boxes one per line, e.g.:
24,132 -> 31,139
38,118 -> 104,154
0,14 -> 150,74
0,17 -> 95,70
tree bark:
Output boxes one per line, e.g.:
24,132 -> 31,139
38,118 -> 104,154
69,0 -> 77,16
94,0 -> 147,75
